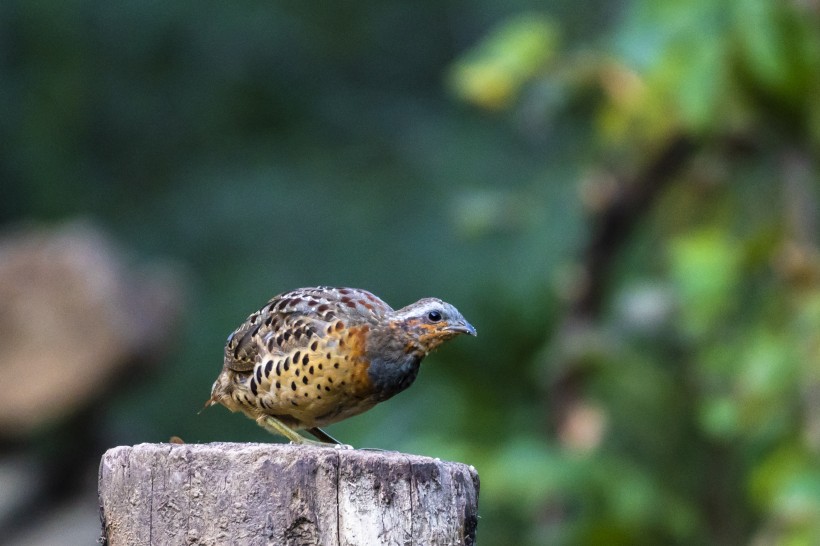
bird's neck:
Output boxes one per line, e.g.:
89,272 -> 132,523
371,319 -> 429,356
366,352 -> 422,401
364,322 -> 426,400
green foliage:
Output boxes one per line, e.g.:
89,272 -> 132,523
447,0 -> 820,543
668,230 -> 742,339
448,14 -> 560,110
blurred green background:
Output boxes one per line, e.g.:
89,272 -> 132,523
3,0 -> 820,544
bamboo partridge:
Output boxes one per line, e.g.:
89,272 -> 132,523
209,286 -> 476,445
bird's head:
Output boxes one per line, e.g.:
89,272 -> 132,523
389,297 -> 476,355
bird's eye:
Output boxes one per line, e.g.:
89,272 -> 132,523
427,310 -> 442,322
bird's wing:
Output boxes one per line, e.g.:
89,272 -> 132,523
268,286 -> 393,320
223,287 -> 392,373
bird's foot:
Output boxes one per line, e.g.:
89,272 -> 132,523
258,416 -> 352,447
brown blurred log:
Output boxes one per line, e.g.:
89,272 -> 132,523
0,220 -> 184,437
98,443 -> 480,546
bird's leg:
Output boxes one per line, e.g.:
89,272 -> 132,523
255,416 -> 325,446
255,416 -> 347,447
306,427 -> 341,444
307,427 -> 353,449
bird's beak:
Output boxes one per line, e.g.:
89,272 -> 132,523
445,320 -> 477,336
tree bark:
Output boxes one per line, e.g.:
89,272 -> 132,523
98,442 -> 479,546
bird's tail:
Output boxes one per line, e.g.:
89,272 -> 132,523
198,395 -> 217,414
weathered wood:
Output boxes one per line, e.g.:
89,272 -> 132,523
98,442 -> 479,546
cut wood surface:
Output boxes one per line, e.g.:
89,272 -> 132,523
98,442 -> 479,546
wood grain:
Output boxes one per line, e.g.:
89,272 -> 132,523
99,443 -> 479,546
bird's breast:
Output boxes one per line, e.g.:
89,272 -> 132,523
365,353 -> 422,401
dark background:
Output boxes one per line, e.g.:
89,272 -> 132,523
2,0 -> 820,544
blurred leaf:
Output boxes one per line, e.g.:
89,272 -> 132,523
448,14 -> 559,110
733,0 -> 820,108
668,230 -> 741,338
699,396 -> 741,438
737,333 -> 795,401
481,437 -> 568,508
751,446 -> 820,522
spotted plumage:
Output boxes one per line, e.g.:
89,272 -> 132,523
208,286 -> 476,445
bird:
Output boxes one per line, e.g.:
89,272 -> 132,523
208,286 -> 476,446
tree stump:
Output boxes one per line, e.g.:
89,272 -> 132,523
98,442 -> 479,546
